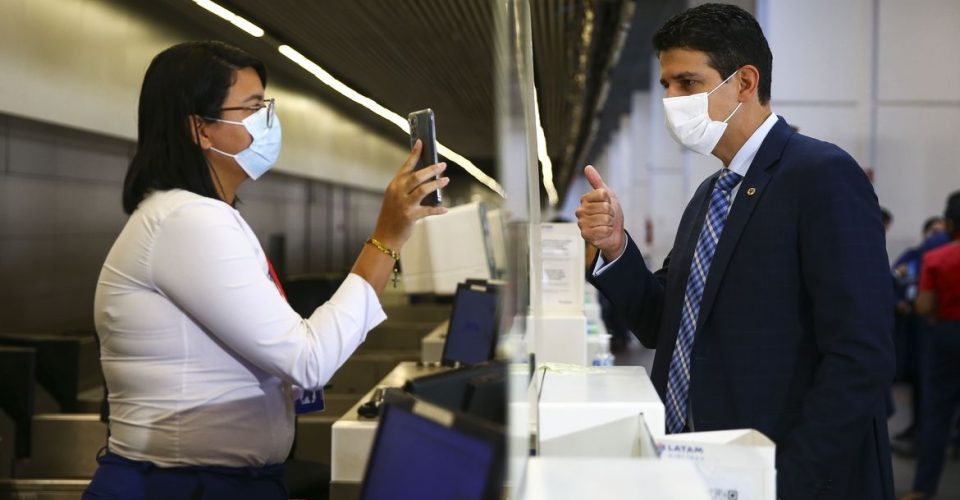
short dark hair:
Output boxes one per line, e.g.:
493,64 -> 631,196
945,191 -> 960,229
922,216 -> 943,234
653,3 -> 773,105
880,207 -> 892,225
122,41 -> 267,214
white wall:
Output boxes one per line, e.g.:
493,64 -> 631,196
873,0 -> 960,256
0,0 -> 406,192
762,0 -> 960,260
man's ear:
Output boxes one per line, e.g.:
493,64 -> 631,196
737,64 -> 761,102
189,115 -> 213,150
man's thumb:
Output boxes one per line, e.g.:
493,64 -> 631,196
584,165 -> 607,190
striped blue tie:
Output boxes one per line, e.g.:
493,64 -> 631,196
665,168 -> 743,434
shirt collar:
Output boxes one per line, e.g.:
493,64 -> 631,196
726,111 -> 779,179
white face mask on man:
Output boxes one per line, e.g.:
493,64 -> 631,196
662,71 -> 742,155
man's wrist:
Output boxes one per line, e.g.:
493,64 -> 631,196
599,233 -> 627,262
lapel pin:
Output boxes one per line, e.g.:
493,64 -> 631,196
746,187 -> 757,196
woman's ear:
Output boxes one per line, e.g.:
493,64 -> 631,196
189,115 -> 213,150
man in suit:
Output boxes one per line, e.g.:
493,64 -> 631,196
575,4 -> 895,499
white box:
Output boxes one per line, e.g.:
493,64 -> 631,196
657,429 -> 777,500
400,202 -> 492,295
526,314 -> 587,366
520,457 -> 711,500
537,366 -> 665,456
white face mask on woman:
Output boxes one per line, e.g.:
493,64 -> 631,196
662,71 -> 742,155
208,106 -> 282,180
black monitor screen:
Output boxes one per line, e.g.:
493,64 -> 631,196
403,362 -> 506,425
442,284 -> 498,365
360,400 -> 497,500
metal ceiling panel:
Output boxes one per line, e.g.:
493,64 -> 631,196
139,0 -> 673,198
230,0 -> 496,161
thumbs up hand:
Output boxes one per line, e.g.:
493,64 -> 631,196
575,165 -> 626,261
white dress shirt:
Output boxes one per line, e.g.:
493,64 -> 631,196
594,111 -> 780,275
94,189 -> 385,467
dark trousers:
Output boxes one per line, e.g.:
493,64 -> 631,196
82,451 -> 287,500
912,321 -> 960,495
909,314 -> 929,431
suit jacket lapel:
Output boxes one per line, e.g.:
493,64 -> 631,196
694,117 -> 793,333
673,177 -> 716,293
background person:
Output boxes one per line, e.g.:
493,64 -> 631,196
905,192 -> 960,500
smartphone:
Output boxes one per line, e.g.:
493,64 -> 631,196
408,108 -> 442,206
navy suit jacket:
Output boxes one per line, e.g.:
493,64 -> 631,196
589,117 -> 895,500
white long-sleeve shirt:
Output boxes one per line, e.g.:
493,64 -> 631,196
93,189 -> 385,467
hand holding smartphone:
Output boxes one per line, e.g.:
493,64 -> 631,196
408,108 -> 442,206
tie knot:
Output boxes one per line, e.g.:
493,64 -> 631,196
716,169 -> 742,193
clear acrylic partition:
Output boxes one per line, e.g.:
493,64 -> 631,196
494,0 -> 542,493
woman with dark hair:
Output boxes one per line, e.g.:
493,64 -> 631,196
84,41 -> 448,498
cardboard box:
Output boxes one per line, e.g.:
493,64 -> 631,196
537,365 -> 665,456
657,429 -> 776,500
520,457 -> 712,500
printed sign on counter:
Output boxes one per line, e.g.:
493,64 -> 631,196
539,223 -> 584,314
657,429 -> 776,500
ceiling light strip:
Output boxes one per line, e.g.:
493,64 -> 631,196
190,3 -> 502,197
534,87 -> 559,206
192,0 -> 264,37
278,46 -> 504,197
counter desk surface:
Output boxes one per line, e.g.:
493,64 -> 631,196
330,361 -> 449,485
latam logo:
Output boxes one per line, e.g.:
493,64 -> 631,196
657,443 -> 705,454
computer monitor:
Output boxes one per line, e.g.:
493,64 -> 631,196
441,282 -> 500,366
464,369 -> 506,426
403,361 -> 506,425
359,389 -> 505,500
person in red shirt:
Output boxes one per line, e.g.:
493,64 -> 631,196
907,191 -> 960,499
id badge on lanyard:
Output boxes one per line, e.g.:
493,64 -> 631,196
268,257 -> 325,415
295,390 -> 325,414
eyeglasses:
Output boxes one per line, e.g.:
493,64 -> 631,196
219,98 -> 276,128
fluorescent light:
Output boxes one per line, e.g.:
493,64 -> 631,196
278,44 -> 505,197
193,0 -> 265,38
533,87 -> 559,206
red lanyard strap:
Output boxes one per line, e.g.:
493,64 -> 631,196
266,258 -> 287,301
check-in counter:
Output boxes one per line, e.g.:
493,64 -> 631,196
520,457 -> 711,500
329,361 -> 449,500
419,320 -> 448,364
536,365 -> 665,456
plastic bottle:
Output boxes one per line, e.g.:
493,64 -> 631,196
592,333 -> 615,367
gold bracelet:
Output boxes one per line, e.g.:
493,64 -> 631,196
366,237 -> 399,260
366,237 -> 401,287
